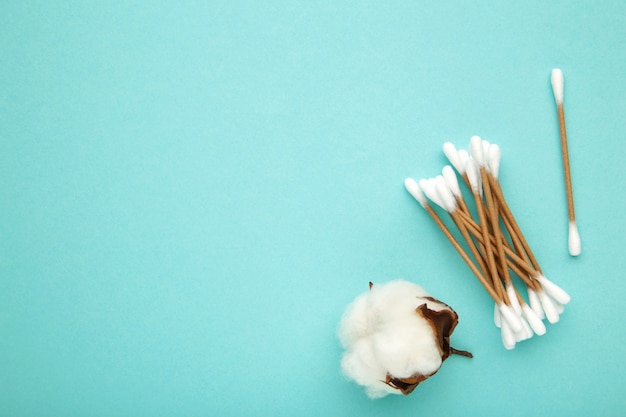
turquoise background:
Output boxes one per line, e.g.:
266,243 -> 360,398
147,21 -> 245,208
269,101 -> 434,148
1,1 -> 625,416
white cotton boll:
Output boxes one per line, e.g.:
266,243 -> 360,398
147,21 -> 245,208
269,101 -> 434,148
367,280 -> 430,326
338,293 -> 371,348
338,280 -> 471,397
366,381 -> 400,399
371,319 -> 442,379
341,339 -> 395,398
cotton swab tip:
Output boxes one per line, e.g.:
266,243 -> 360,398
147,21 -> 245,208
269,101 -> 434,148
465,158 -> 482,196
522,304 -> 546,336
487,144 -> 501,179
568,221 -> 581,256
538,291 -> 560,324
456,150 -> 470,175
527,287 -> 545,319
442,165 -> 462,197
404,178 -> 427,207
435,175 -> 457,212
537,275 -> 571,305
506,283 -> 522,315
551,68 -> 564,104
516,317 -> 534,341
443,142 -> 461,172
498,304 -> 523,333
469,136 -> 484,165
500,320 -> 516,350
419,178 -> 444,209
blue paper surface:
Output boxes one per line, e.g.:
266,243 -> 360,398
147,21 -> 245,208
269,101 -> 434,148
1,1 -> 625,416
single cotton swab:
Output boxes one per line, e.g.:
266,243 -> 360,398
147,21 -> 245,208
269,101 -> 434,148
551,68 -> 581,256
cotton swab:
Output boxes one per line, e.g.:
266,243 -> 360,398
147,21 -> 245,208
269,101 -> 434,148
432,174 -> 523,334
408,176 -> 523,337
551,68 -> 581,257
408,138 -> 572,348
441,163 -> 533,337
536,274 -> 571,305
404,178 -> 501,304
474,138 -> 516,300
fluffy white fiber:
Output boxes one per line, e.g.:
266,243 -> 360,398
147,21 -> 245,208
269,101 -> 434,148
338,280 -> 468,398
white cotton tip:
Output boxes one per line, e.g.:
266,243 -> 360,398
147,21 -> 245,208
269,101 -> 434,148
538,290 -> 560,324
522,304 -> 546,336
506,283 -> 523,316
487,144 -> 501,179
514,316 -> 533,342
443,142 -> 462,173
527,287 -> 545,319
435,175 -> 458,212
457,150 -> 470,176
428,177 -> 447,209
551,68 -> 564,104
469,136 -> 484,166
554,300 -> 565,314
481,140 -> 491,173
442,165 -> 462,198
419,178 -> 445,210
500,320 -> 516,350
568,221 -> 582,256
481,140 -> 491,163
536,275 -> 571,305
494,303 -> 502,328
404,178 -> 428,208
465,158 -> 483,196
498,303 -> 523,333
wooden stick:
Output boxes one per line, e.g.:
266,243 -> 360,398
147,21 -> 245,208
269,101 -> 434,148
457,204 -> 542,291
488,175 -> 542,273
481,167 -> 512,289
423,203 -> 501,303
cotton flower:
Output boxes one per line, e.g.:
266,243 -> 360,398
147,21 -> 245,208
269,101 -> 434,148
338,280 -> 471,398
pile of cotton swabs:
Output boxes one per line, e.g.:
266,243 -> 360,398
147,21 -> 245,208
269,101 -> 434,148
404,136 -> 570,349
